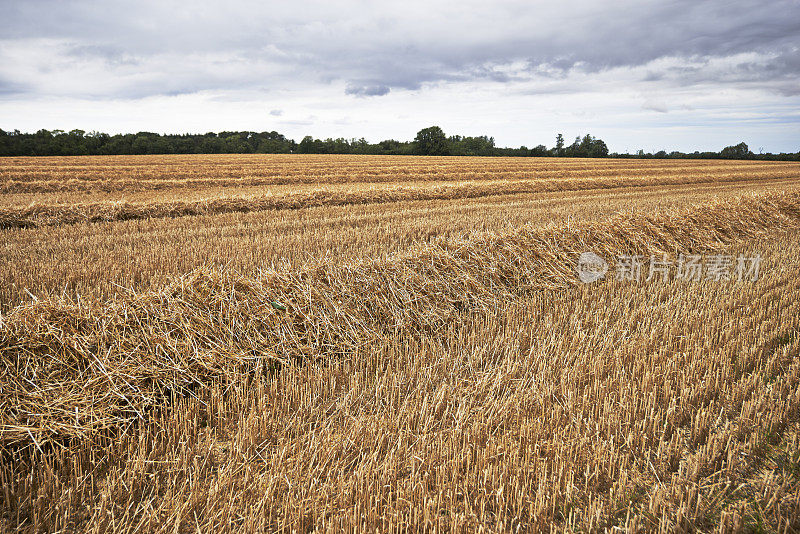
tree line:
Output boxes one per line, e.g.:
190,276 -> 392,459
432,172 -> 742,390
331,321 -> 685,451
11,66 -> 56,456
611,141 -> 799,161
0,127 -> 796,160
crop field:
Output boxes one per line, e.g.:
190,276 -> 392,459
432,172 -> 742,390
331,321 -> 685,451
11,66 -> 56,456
2,154 -> 800,532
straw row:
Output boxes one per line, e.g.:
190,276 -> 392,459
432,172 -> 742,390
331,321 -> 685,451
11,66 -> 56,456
2,190 -> 799,447
3,171 -> 799,229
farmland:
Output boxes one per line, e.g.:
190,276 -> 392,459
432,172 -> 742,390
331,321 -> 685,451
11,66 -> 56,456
2,154 -> 800,531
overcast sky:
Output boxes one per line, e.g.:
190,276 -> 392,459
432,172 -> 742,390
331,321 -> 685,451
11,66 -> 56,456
1,0 -> 799,152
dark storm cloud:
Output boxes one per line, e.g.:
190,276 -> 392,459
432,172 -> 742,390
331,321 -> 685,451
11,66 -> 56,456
0,0 -> 798,99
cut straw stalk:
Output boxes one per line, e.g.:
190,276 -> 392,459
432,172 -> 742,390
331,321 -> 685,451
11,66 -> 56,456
1,191 -> 799,447
2,171 -> 799,229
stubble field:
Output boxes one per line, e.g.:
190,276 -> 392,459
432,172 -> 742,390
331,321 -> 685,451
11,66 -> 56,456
2,154 -> 800,532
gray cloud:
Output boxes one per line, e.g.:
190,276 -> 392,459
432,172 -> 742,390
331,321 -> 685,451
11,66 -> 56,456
0,75 -> 28,95
0,0 -> 799,153
1,0 -> 798,100
643,101 -> 669,113
345,84 -> 391,97
64,44 -> 139,66
773,82 -> 800,97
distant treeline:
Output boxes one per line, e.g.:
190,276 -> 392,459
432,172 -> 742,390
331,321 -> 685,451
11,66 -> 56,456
0,126 -> 797,160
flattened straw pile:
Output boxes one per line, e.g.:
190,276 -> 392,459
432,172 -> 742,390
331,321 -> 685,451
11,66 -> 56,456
1,168 -> 795,229
2,191 -> 799,448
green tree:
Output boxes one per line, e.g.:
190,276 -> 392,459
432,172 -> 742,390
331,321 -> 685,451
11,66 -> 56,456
554,134 -> 564,155
531,144 -> 549,156
297,136 -> 319,154
414,126 -> 450,156
720,142 -> 751,159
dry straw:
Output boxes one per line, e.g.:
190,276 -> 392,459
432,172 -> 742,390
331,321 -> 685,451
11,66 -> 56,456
3,170 -> 799,229
1,191 -> 799,448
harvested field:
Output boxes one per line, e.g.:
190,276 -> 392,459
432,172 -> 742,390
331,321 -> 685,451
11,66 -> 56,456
2,155 -> 800,532
2,156 -> 799,308
2,156 -> 800,228
4,155 -> 799,197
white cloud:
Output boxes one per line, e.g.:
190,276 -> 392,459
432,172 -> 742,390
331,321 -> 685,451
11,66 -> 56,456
0,0 -> 798,151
